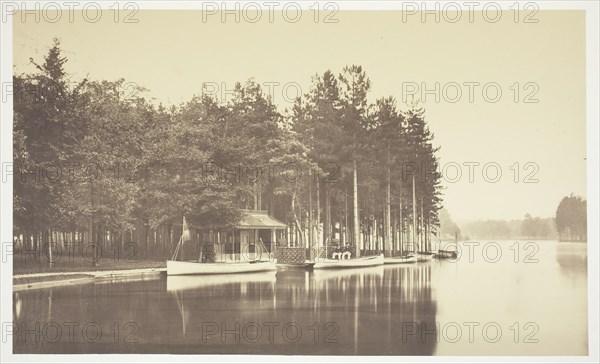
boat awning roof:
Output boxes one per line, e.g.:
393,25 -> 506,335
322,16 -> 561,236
236,210 -> 287,230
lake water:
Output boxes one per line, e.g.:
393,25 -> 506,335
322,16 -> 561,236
12,240 -> 588,355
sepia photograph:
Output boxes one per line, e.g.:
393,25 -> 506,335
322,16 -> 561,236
1,1 -> 598,362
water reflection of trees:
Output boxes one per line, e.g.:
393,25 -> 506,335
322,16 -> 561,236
14,278 -> 176,354
273,265 -> 438,355
166,272 -> 278,352
555,242 -> 587,276
167,266 -> 437,355
15,266 -> 437,355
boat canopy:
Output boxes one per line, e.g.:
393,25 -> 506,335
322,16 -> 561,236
236,210 -> 287,230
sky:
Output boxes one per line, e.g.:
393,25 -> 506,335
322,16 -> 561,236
12,9 -> 587,222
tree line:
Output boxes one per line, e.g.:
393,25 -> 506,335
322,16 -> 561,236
13,39 -> 443,262
555,194 -> 587,242
461,216 -> 557,240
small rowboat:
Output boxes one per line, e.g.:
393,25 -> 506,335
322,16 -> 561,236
384,254 -> 418,264
313,254 -> 384,270
166,260 -> 277,276
416,251 -> 436,262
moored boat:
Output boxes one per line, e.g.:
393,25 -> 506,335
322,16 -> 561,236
384,253 -> 418,264
437,249 -> 458,259
416,251 -> 435,262
312,265 -> 384,282
313,254 -> 384,269
167,270 -> 277,291
166,260 -> 277,276
276,261 -> 316,269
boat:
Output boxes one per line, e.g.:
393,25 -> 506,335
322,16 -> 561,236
437,235 -> 459,259
167,215 -> 280,276
312,265 -> 384,282
384,253 -> 418,264
313,254 -> 384,269
416,251 -> 435,262
167,270 -> 277,291
276,261 -> 315,269
166,260 -> 276,276
437,249 -> 458,259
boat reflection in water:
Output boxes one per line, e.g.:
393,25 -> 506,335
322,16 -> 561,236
167,271 -> 277,292
167,271 -> 277,337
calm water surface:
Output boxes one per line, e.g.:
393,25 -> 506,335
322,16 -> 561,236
13,240 -> 588,355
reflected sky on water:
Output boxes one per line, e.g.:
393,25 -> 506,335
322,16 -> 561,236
13,240 -> 587,355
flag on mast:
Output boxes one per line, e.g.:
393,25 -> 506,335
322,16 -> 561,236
182,216 -> 191,242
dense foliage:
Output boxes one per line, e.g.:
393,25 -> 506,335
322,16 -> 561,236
555,194 -> 587,242
13,40 -> 444,261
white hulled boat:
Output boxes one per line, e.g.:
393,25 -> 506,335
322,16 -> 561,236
416,251 -> 435,262
313,254 -> 384,269
167,270 -> 277,291
166,260 -> 276,276
166,214 -> 283,276
384,253 -> 418,264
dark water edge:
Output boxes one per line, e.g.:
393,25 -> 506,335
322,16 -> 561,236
13,241 -> 588,355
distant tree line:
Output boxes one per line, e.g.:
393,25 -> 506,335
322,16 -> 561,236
461,195 -> 588,241
521,214 -> 555,239
461,216 -> 557,240
13,39 -> 443,262
555,194 -> 587,242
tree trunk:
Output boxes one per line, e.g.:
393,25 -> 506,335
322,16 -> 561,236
353,160 -> 360,257
412,174 -> 417,252
393,210 -> 398,254
385,161 -> 391,257
47,229 -> 53,267
326,186 -> 331,244
316,170 -> 321,253
291,191 -> 304,247
86,217 -> 96,266
33,231 -> 38,253
142,220 -> 149,260
343,186 -> 348,246
308,170 -> 313,251
420,199 -> 425,252
399,190 -> 403,255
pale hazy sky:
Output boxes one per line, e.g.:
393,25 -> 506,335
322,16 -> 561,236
13,10 -> 587,221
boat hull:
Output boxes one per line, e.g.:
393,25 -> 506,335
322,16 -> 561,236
313,254 -> 384,270
437,250 -> 458,259
312,265 -> 384,281
416,252 -> 435,262
167,271 -> 277,291
276,261 -> 315,269
384,254 -> 418,264
166,260 -> 277,276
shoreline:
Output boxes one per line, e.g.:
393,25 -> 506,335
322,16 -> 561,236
13,267 -> 166,292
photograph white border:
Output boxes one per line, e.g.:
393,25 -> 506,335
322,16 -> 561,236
1,1 -> 598,363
